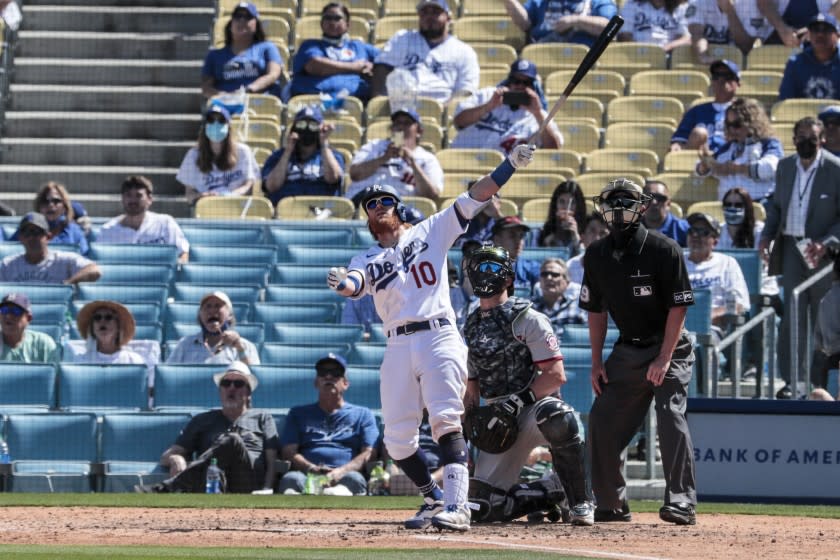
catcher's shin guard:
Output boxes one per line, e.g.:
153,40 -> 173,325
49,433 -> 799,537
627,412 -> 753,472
505,472 -> 567,520
536,398 -> 592,506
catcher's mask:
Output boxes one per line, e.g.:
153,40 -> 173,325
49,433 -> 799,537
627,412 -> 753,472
467,245 -> 515,298
593,178 -> 650,232
359,184 -> 408,222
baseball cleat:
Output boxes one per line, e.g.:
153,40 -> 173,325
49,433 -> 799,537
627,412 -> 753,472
431,504 -> 471,532
569,501 -> 595,526
659,502 -> 696,525
594,500 -> 632,522
404,497 -> 444,530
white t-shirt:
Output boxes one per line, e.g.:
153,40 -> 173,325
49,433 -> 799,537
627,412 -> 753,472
176,142 -> 259,194
375,30 -> 479,103
716,220 -> 764,250
0,250 -> 95,284
685,0 -> 772,42
684,251 -> 750,312
450,87 -> 562,153
97,211 -> 190,256
566,252 -> 584,285
346,139 -> 444,200
620,0 -> 689,46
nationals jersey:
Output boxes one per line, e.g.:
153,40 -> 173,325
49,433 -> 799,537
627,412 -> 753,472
375,30 -> 479,103
347,191 -> 485,331
620,0 -> 689,46
685,0 -> 772,42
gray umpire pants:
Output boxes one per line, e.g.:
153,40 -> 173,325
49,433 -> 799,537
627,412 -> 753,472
588,333 -> 697,508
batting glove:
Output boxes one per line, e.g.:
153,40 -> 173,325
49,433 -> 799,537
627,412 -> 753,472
508,143 -> 535,169
327,266 -> 349,291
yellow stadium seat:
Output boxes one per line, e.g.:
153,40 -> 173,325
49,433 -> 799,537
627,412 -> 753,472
575,172 -> 646,198
237,119 -> 282,145
245,138 -> 281,152
461,0 -> 507,16
453,17 -> 527,52
669,201 -> 683,218
597,42 -> 667,79
402,196 -> 438,217
520,198 -> 552,222
545,70 -> 625,104
663,150 -> 701,173
194,196 -> 274,220
261,15 -> 292,45
583,148 -> 660,178
287,94 -> 364,124
771,98 -> 833,124
478,68 -> 510,89
685,200 -> 765,222
366,95 -> 445,125
529,149 -> 583,175
294,15 -> 370,48
275,195 -> 356,220
669,43 -> 745,71
373,15 -> 417,42
739,71 -> 784,110
439,196 -> 519,217
441,173 -> 480,199
252,147 -> 273,168
554,122 -> 602,153
501,174 -> 568,203
652,173 -> 719,207
382,0 -> 422,15
606,96 -> 684,127
746,45 -> 799,72
549,96 -> 604,127
628,70 -> 709,107
246,94 -> 284,123
468,42 -> 518,70
436,148 -> 504,174
604,123 -> 675,159
520,43 -> 589,80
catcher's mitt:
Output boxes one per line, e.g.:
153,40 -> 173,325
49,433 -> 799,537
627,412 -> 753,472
463,404 -> 519,454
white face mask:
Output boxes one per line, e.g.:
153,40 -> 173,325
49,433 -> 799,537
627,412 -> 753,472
205,123 -> 229,143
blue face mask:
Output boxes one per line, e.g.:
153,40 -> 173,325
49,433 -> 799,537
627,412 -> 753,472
205,122 -> 229,143
723,206 -> 746,225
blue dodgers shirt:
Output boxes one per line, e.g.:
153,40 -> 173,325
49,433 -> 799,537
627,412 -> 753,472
779,46 -> 840,101
672,101 -> 729,152
281,402 -> 379,468
524,0 -> 618,46
290,38 -> 380,100
202,42 -> 284,96
260,147 -> 345,204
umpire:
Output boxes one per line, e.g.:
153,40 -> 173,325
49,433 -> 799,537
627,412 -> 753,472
579,178 -> 697,525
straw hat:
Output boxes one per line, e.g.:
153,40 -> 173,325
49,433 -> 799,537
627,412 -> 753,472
76,300 -> 136,347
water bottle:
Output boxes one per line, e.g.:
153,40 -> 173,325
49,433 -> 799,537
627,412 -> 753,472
725,289 -> 738,316
367,461 -> 390,496
304,472 -> 328,495
0,436 -> 10,464
205,458 -> 222,494
61,310 -> 72,346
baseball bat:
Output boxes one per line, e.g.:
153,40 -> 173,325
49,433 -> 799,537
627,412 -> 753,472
528,14 -> 624,144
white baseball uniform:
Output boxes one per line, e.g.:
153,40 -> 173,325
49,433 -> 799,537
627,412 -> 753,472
375,30 -> 480,103
620,0 -> 689,47
345,139 -> 444,200
685,0 -> 773,42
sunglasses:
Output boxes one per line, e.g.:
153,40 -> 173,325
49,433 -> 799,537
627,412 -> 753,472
603,197 -> 638,209
540,271 -> 563,279
810,24 -> 835,34
477,262 -> 504,274
232,11 -> 255,21
206,116 -> 226,124
293,120 -> 320,132
365,196 -> 397,210
711,72 -> 736,81
645,193 -> 668,204
725,120 -> 744,129
0,304 -> 25,317
92,313 -> 116,322
316,368 -> 345,377
723,202 -> 744,209
19,228 -> 46,238
220,378 -> 247,388
688,227 -> 714,237
508,78 -> 533,87
42,197 -> 64,205
322,14 -> 344,21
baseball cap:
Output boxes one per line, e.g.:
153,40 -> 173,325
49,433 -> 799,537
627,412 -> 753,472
599,177 -> 644,200
492,215 -> 531,236
17,212 -> 50,234
808,13 -> 838,32
294,105 -> 324,124
1,293 -> 31,314
213,360 -> 259,391
232,1 -> 259,19
391,107 -> 420,123
416,0 -> 450,14
818,105 -> 840,123
206,103 -> 231,122
686,212 -> 721,237
710,59 -> 740,82
200,291 -> 233,311
316,352 -> 348,375
509,59 -> 538,81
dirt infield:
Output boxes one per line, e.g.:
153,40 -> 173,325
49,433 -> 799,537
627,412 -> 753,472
0,506 -> 836,559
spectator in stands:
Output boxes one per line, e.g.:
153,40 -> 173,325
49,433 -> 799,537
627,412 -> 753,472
279,353 -> 379,496
642,179 -> 690,247
758,0 -> 833,47
671,59 -> 740,153
371,0 -> 479,103
718,187 -> 763,249
536,181 -> 586,257
618,0 -> 691,53
136,361 -> 279,494
778,14 -> 840,101
450,59 -> 563,154
97,176 -> 190,264
341,295 -> 381,339
261,106 -> 344,205
176,104 -> 259,204
288,2 -> 379,102
696,97 -> 783,201
0,293 -> 59,363
166,291 -> 260,365
530,257 -> 587,339
566,212 -> 609,284
492,216 -> 542,296
0,0 -> 21,32
811,253 -> 840,392
346,108 -> 444,201
0,213 -> 100,285
64,300 -> 145,366
818,105 -> 840,157
201,2 -> 284,99
503,0 -> 617,46
686,0 -> 768,62
10,182 -> 90,255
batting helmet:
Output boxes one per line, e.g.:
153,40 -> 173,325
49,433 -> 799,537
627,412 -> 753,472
593,177 -> 650,232
467,245 -> 514,298
358,184 -> 409,222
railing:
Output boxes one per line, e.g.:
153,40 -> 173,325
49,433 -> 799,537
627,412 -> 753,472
791,263 -> 834,400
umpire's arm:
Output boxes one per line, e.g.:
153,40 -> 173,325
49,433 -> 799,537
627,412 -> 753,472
645,306 -> 688,387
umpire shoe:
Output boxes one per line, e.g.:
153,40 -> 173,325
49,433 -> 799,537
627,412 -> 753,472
569,501 -> 595,526
404,497 -> 444,530
593,500 -> 632,522
133,483 -> 168,493
431,504 -> 471,532
659,502 -> 696,525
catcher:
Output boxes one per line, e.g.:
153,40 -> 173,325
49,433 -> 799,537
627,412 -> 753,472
462,246 -> 595,526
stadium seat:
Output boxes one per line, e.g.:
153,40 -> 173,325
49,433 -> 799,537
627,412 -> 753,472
271,264 -> 333,285
606,96 -> 684,127
188,245 -> 278,266
529,149 -> 583,175
663,150 -> 701,173
604,123 -> 675,158
549,97 -> 604,127
553,122 -> 601,153
685,200 -> 766,224
453,17 -> 526,52
28,302 -> 69,325
236,119 -> 282,147
76,284 -> 169,309
372,15 -> 416,42
254,302 -> 340,324
274,195 -> 356,220
561,326 -> 619,346
438,197 -> 519,217
26,323 -> 63,344
282,245 -> 361,266
478,67 -> 511,89
165,301 -> 252,324
366,95 -> 445,126
467,42 -> 518,70
460,0 -> 506,16
0,362 -> 56,409
287,93 -> 364,124
436,148 -> 504,174
170,283 -> 261,306
88,243 -> 179,266
653,173 -> 719,207
180,225 -> 266,246
57,363 -> 149,412
746,44 -> 799,72
500,173 -> 568,203
244,93 -> 284,122
545,70 -> 625,104
253,365 -> 381,409
0,283 -> 73,304
264,285 -> 343,306
739,71 -> 784,109
628,70 -> 709,107
771,98 -> 833,124
193,196 -> 274,220
365,120 -> 445,150
401,196 -> 437,217
347,343 -> 387,367
153,364 -> 226,411
267,226 -> 356,248
684,288 -> 712,337
5,412 -> 98,492
584,148 -> 660,178
669,43 -> 744,70
717,249 -> 762,298
521,43 -> 588,78
259,343 -> 353,366
97,263 -> 175,286
597,42 -> 667,79
267,323 -> 365,344
575,172 -> 646,198
176,264 -> 270,287
520,198 -> 551,222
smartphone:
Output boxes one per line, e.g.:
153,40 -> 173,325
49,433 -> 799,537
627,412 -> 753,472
391,131 -> 405,148
796,237 -> 816,269
503,91 -> 531,106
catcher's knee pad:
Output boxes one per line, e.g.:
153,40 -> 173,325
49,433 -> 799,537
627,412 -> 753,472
506,472 -> 567,520
468,478 -> 510,523
438,431 -> 468,465
535,397 -> 580,448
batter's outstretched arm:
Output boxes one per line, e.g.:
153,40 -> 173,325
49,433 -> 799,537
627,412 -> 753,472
327,266 -> 364,298
468,143 -> 535,202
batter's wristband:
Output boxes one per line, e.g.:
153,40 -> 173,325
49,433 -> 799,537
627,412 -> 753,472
490,158 -> 516,187
344,274 -> 361,297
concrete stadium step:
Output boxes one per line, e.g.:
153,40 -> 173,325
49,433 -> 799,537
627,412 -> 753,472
14,58 -> 202,87
17,31 -> 210,60
8,84 -> 202,113
0,138 -> 195,167
23,6 -> 214,34
0,165 -> 182,197
2,192 -> 190,219
4,111 -> 200,140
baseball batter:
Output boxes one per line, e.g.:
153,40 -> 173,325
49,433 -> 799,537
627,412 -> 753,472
462,246 -> 594,526
327,144 -> 535,532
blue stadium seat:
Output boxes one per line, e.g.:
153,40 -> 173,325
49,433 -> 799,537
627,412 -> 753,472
264,285 -> 343,305
684,288 -> 712,336
97,263 -> 175,286
170,283 -> 261,306
282,246 -> 360,266
354,228 -> 374,246
272,411 -> 288,438
29,302 -> 69,324
26,323 -> 63,343
176,264 -> 270,287
253,302 -> 340,324
0,283 -> 73,304
271,264 -> 331,286
521,246 -> 571,264
189,245 -> 278,266
0,242 -> 78,258
347,343 -> 386,367
76,284 -> 169,309
268,227 -> 357,249
717,249 -> 762,298
58,363 -> 149,412
251,366 -> 381,410
165,301 -> 252,324
164,321 -> 264,345
180,225 -> 266,246
0,362 -> 57,409
154,364 -> 223,411
100,412 -> 191,492
72,301 -> 161,324
5,412 -> 98,492
88,243 -> 179,266
561,326 -> 620,347
259,343 -> 352,366
368,324 -> 387,343
267,323 -> 364,344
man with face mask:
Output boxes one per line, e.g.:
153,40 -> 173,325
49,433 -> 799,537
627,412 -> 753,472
759,116 -> 840,399
261,106 -> 345,205
579,178 -> 698,526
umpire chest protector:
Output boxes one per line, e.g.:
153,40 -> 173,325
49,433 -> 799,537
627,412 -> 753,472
464,297 -> 536,400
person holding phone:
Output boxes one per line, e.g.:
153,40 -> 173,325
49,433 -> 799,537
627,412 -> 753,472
450,59 -> 563,155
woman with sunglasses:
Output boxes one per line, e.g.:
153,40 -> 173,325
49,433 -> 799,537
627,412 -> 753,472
288,2 -> 379,102
536,181 -> 586,257
696,97 -> 783,201
201,2 -> 284,99
261,106 -> 345,206
66,300 -> 145,367
176,104 -> 259,205
718,187 -> 763,250
10,182 -> 90,255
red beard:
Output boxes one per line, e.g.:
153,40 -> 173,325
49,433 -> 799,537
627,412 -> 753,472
368,211 -> 402,240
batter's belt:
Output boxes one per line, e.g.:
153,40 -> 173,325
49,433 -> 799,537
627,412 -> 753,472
388,318 -> 451,337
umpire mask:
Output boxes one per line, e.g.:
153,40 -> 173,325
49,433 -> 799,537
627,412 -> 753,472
467,246 -> 515,298
594,178 -> 650,233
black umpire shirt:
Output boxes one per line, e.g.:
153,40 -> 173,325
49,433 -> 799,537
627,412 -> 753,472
578,225 -> 693,340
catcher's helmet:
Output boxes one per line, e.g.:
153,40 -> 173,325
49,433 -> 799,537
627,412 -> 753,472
592,177 -> 650,231
467,245 -> 515,298
358,184 -> 408,222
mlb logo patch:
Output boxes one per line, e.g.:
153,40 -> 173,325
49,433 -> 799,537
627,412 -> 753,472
633,285 -> 652,297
